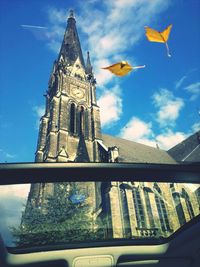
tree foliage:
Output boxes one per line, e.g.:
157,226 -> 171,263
11,183 -> 104,247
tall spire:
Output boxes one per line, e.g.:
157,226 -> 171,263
86,51 -> 93,75
59,10 -> 85,68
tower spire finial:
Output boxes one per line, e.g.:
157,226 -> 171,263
86,51 -> 93,75
69,9 -> 74,19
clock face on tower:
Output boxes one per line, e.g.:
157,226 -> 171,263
71,86 -> 85,99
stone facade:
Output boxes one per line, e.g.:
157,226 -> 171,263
102,181 -> 199,238
25,10 -> 200,239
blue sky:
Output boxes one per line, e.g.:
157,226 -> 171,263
0,0 -> 200,163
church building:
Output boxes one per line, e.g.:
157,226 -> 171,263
26,10 -> 200,239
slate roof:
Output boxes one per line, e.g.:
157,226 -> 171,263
102,134 -> 177,164
168,130 -> 200,162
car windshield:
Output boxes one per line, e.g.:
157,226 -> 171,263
0,0 -> 199,252
0,181 -> 200,248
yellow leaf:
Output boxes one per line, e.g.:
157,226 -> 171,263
145,24 -> 172,57
102,61 -> 133,76
145,27 -> 165,43
161,24 -> 172,42
145,24 -> 172,43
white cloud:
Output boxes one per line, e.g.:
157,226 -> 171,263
184,82 -> 200,101
33,105 -> 45,129
119,117 -> 194,150
33,105 -> 45,118
23,1 -> 170,87
98,86 -> 122,127
77,0 -> 170,86
25,2 -> 170,85
45,24 -> 65,40
5,153 -> 15,159
24,7 -> 66,54
120,117 -> 155,147
152,89 -> 184,127
191,122 -> 200,133
94,58 -> 114,87
156,130 -> 187,150
21,26 -> 49,41
47,40 -> 61,54
0,184 -> 30,199
21,8 -> 66,48
175,75 -> 187,89
0,149 -> 16,161
47,7 -> 67,24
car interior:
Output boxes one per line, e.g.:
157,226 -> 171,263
0,162 -> 200,267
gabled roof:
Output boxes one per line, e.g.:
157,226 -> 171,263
168,130 -> 200,162
102,134 -> 177,164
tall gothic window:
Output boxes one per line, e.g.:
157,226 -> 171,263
101,182 -> 113,238
52,98 -> 59,130
80,106 -> 84,135
154,183 -> 170,232
195,187 -> 200,210
132,186 -> 146,229
91,109 -> 95,139
60,99 -> 68,130
182,189 -> 195,220
70,103 -> 76,134
120,184 -> 131,237
143,187 -> 155,228
47,102 -> 53,134
170,184 -> 186,226
84,109 -> 89,139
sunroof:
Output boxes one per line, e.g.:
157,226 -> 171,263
0,181 -> 199,249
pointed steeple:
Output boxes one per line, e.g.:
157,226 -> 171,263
59,10 -> 85,68
86,51 -> 93,75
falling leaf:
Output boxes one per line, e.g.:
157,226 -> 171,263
102,61 -> 145,76
145,24 -> 172,57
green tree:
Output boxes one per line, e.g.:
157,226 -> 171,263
12,183 -> 104,247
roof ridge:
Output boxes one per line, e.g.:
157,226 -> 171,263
102,133 -> 162,151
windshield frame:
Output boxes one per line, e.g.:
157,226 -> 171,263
0,162 -> 200,185
1,162 -> 200,253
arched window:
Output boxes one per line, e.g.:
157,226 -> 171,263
47,101 -> 53,134
120,185 -> 131,237
60,98 -> 68,130
91,109 -> 95,139
79,106 -> 84,135
70,103 -> 76,134
84,109 -> 89,139
182,189 -> 195,220
143,187 -> 155,228
170,184 -> 186,226
154,183 -> 170,232
132,186 -> 146,229
101,182 -> 112,238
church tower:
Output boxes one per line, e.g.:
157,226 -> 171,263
35,10 -> 101,164
24,11 -> 103,213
